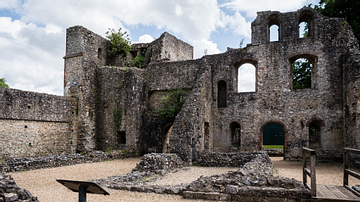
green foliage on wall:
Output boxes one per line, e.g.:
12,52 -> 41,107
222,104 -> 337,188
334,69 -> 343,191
106,28 -> 132,59
130,49 -> 146,68
113,101 -> 123,131
155,88 -> 188,121
0,78 -> 9,88
314,0 -> 360,44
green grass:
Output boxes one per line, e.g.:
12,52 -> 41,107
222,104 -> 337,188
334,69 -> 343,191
263,145 -> 284,149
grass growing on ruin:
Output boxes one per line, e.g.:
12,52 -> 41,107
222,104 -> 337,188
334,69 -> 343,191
263,145 -> 284,149
155,88 -> 188,121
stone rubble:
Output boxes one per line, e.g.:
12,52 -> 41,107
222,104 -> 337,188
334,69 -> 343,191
95,152 -> 311,201
1,150 -> 135,173
0,174 -> 38,202
94,153 -> 187,188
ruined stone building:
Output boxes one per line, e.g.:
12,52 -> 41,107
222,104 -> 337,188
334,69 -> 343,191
1,7 -> 360,163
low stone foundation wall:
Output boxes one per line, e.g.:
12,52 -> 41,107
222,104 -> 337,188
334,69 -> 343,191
194,151 -> 256,167
96,152 -> 311,201
1,150 -> 135,173
265,149 -> 284,157
0,174 -> 38,202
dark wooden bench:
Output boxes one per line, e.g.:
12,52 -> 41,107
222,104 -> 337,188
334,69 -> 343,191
302,147 -> 360,201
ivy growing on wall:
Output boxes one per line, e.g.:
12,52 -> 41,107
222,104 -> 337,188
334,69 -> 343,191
113,100 -> 123,131
155,88 -> 188,121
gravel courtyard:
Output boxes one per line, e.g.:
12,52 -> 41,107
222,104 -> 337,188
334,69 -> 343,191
9,157 -> 360,202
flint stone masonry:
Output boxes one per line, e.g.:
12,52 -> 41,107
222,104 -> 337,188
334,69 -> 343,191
97,152 -> 311,201
132,153 -> 187,172
0,87 -> 76,158
1,150 -> 134,173
0,174 -> 38,202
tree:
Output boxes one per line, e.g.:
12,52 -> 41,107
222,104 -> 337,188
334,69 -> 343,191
292,59 -> 312,89
0,78 -> 9,88
106,28 -> 132,59
314,0 -> 360,43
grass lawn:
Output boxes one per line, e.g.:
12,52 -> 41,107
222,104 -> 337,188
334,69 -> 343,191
263,145 -> 284,149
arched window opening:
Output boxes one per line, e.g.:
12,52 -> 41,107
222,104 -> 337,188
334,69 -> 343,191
268,14 -> 281,42
238,63 -> 256,92
218,80 -> 227,108
263,123 -> 284,149
230,122 -> 241,147
299,22 -> 309,38
308,120 -> 323,149
270,25 -> 279,42
292,58 -> 313,89
299,10 -> 313,38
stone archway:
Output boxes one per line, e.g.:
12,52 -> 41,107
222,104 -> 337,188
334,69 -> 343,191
259,121 -> 288,159
162,123 -> 173,153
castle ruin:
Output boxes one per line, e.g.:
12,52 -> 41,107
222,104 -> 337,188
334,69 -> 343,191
1,7 -> 360,164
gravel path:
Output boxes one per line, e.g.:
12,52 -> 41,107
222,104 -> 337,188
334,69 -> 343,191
271,157 -> 360,186
10,158 -> 235,202
9,157 -> 360,201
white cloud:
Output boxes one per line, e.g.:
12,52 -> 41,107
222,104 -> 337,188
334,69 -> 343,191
0,0 -> 321,94
0,17 -> 64,95
135,34 -> 154,43
0,0 -> 21,9
221,0 -> 319,18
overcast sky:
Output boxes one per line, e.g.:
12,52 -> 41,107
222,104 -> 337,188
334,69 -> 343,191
0,0 -> 319,95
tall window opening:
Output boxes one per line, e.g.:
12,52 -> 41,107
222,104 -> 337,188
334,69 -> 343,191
238,63 -> 256,92
230,122 -> 241,147
268,14 -> 281,42
292,58 -> 313,89
269,25 -> 279,42
299,10 -> 313,38
204,122 -> 210,150
299,22 -> 309,38
308,120 -> 323,149
98,48 -> 102,59
218,80 -> 227,108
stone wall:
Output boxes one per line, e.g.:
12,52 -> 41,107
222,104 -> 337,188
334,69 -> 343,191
64,25 -> 108,152
0,88 -> 76,158
95,66 -> 146,153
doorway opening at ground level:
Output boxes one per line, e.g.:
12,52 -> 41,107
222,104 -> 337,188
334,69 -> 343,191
263,123 -> 285,157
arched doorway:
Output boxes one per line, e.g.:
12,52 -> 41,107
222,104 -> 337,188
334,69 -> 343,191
162,123 -> 173,153
263,123 -> 285,149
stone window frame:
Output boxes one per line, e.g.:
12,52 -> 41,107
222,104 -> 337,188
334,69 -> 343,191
232,59 -> 258,93
267,14 -> 282,42
289,53 -> 318,90
298,10 -> 314,38
306,117 -> 325,149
